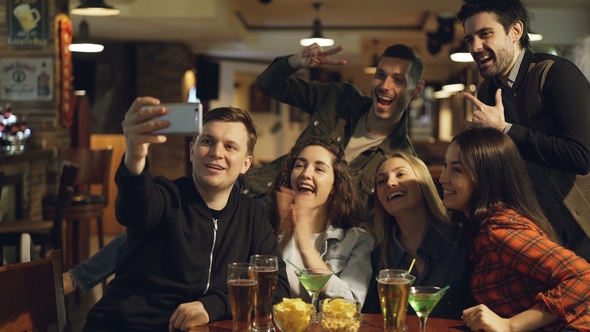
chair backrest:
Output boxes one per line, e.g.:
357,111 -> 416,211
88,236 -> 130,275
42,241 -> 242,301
52,161 -> 79,250
0,250 -> 67,332
61,148 -> 113,205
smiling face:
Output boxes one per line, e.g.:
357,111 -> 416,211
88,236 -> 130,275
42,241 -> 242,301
375,157 -> 425,218
190,120 -> 252,195
463,12 -> 523,80
370,56 -> 422,123
439,141 -> 476,217
289,145 -> 335,211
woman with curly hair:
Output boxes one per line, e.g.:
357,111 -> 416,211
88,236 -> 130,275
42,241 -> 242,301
266,136 -> 374,305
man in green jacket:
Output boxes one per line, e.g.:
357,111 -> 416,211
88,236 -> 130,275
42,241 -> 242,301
241,43 -> 425,211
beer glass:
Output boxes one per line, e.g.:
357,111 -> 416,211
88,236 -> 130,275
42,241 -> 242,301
250,255 -> 279,332
227,262 -> 257,332
377,269 -> 410,331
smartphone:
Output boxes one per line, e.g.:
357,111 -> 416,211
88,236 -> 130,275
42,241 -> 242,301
145,103 -> 203,135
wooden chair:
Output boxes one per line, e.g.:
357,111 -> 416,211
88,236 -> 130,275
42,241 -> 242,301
0,250 -> 67,332
0,162 -> 79,264
42,148 -> 113,272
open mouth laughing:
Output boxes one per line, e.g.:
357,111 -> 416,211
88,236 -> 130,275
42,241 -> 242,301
387,191 -> 405,201
297,183 -> 315,195
376,93 -> 393,107
475,52 -> 493,67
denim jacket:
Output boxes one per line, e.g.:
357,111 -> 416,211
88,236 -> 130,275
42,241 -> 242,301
280,224 -> 374,306
319,225 -> 375,306
242,56 -> 415,213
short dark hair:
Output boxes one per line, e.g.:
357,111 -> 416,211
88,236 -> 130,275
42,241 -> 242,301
379,44 -> 424,86
457,0 -> 531,49
192,107 -> 257,155
450,127 -> 559,243
265,137 -> 366,235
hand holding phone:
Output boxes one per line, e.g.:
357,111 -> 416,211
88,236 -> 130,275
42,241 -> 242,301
143,103 -> 203,135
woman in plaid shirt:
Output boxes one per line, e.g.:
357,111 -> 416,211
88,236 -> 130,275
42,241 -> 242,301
439,127 -> 590,332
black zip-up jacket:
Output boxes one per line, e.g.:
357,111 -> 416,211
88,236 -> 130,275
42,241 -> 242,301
84,159 -> 290,331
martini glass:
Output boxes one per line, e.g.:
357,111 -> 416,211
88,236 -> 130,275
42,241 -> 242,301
293,267 -> 333,323
408,286 -> 446,332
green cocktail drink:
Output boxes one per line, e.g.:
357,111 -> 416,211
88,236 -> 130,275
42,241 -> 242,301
408,286 -> 447,332
294,268 -> 333,323
298,273 -> 332,292
408,293 -> 443,316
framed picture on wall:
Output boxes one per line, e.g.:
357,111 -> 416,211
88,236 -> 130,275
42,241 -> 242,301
6,0 -> 49,46
0,57 -> 53,100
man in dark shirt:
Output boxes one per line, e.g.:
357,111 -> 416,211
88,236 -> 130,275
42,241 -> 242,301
457,0 -> 590,261
83,98 -> 290,331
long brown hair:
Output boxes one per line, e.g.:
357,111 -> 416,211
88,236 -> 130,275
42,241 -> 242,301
266,137 -> 366,234
373,152 -> 453,269
450,127 -> 559,243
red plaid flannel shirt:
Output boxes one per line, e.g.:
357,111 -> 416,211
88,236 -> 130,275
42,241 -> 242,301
470,207 -> 590,331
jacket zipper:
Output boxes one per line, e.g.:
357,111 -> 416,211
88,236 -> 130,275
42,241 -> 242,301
205,218 -> 218,293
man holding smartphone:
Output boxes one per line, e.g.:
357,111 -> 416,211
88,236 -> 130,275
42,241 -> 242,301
83,97 -> 290,331
63,43 -> 427,309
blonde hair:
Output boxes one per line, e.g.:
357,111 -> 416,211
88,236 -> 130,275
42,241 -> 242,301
373,152 -> 452,269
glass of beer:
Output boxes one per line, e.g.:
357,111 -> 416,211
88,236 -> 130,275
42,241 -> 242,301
377,269 -> 410,331
227,262 -> 258,332
250,255 -> 279,332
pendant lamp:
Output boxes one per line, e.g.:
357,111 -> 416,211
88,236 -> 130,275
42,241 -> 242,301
450,41 -> 473,63
300,2 -> 334,47
70,0 -> 120,16
69,19 -> 104,53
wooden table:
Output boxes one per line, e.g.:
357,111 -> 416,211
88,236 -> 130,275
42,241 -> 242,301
192,314 -> 469,331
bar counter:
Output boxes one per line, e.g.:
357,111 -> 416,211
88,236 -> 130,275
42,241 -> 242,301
191,314 -> 468,331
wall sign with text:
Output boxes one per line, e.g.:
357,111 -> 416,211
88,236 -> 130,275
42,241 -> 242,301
6,0 -> 48,46
0,58 -> 54,101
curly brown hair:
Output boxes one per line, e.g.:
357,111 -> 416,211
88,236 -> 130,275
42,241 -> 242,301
265,137 -> 366,234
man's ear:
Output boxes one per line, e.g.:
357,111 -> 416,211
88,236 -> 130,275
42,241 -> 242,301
189,141 -> 195,158
240,155 -> 253,174
511,21 -> 524,43
412,80 -> 425,98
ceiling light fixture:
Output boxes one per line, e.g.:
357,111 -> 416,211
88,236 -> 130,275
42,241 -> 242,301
300,2 -> 334,47
450,41 -> 473,62
433,90 -> 453,99
68,19 -> 104,53
528,28 -> 543,42
442,83 -> 465,92
364,39 -> 379,74
527,11 -> 543,42
70,0 -> 120,16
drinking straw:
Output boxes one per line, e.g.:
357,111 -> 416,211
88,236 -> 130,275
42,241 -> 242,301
408,258 -> 416,274
434,285 -> 450,296
285,258 -> 307,275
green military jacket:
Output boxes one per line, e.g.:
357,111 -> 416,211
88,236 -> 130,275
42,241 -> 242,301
242,56 -> 415,212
